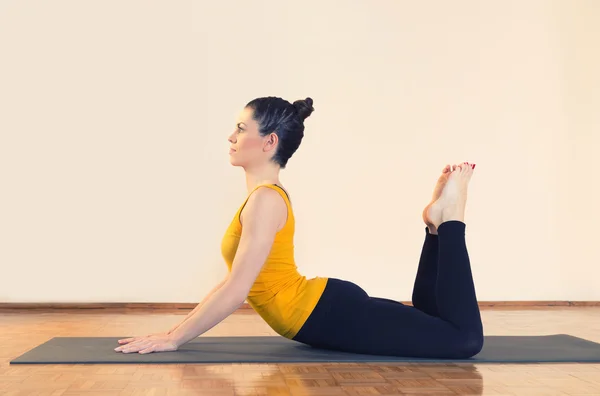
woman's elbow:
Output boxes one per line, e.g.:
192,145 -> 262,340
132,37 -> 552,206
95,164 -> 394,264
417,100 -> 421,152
223,279 -> 250,306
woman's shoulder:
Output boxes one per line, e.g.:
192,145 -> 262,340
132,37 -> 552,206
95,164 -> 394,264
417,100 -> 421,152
249,184 -> 291,204
241,185 -> 291,230
249,184 -> 290,211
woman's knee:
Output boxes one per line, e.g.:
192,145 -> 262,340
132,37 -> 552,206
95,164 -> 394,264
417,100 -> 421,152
455,330 -> 484,358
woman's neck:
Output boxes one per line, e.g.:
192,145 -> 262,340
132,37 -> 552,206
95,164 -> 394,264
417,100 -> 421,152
244,163 -> 281,193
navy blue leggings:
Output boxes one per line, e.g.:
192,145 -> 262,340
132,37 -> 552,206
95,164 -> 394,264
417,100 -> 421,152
292,220 -> 484,359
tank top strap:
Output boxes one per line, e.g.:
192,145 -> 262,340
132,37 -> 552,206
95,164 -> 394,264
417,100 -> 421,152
238,184 -> 293,224
263,184 -> 292,205
245,183 -> 288,200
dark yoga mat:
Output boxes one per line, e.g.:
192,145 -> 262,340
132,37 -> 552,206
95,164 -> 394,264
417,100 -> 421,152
10,334 -> 600,364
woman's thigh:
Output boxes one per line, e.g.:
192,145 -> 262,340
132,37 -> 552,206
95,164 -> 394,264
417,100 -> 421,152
293,278 -> 473,358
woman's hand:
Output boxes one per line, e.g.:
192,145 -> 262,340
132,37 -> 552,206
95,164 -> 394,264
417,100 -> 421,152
114,334 -> 179,354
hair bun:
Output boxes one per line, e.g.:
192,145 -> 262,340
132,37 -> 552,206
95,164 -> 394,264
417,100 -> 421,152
293,97 -> 314,121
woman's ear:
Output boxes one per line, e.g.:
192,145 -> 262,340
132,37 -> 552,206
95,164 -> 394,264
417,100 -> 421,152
264,133 -> 278,152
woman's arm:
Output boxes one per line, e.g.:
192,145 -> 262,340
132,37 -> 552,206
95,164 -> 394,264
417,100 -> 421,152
167,275 -> 228,335
169,188 -> 286,347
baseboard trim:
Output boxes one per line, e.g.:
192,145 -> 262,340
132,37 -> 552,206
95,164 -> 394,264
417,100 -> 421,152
0,301 -> 599,311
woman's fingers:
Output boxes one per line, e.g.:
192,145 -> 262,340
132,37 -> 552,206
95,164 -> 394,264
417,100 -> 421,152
116,338 -> 146,352
115,335 -> 177,355
139,344 -> 156,354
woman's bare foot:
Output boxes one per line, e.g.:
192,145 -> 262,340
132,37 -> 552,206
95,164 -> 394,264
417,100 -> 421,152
426,162 -> 475,232
422,165 -> 451,234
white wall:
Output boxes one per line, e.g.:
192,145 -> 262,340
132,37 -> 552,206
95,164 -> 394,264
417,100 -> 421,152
555,0 -> 600,300
0,0 -> 598,303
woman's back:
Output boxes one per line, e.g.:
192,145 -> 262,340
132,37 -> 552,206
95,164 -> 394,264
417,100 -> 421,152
220,184 -> 328,338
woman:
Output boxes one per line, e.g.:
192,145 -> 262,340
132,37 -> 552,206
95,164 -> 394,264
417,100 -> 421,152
115,96 -> 484,358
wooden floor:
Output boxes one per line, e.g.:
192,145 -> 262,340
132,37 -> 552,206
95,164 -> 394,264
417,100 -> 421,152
1,307 -> 600,395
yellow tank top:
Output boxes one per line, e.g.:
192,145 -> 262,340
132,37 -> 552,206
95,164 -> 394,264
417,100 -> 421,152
220,184 -> 328,339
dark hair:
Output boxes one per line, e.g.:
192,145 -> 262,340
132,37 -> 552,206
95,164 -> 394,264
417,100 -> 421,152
245,96 -> 314,168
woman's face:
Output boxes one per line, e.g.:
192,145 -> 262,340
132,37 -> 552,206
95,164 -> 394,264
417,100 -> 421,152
227,107 -> 277,168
